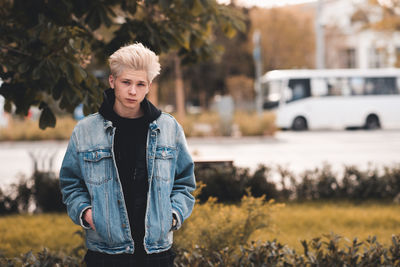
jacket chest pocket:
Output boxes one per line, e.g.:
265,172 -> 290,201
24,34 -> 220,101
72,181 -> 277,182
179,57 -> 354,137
154,146 -> 175,182
82,148 -> 113,185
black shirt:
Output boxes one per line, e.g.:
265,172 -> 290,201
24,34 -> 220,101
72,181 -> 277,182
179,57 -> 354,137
113,114 -> 149,255
97,89 -> 164,259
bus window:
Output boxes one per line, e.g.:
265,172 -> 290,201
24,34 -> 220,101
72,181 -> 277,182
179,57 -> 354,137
311,78 -> 328,96
341,78 -> 352,96
365,77 -> 396,95
326,77 -> 344,96
287,79 -> 311,102
349,77 -> 364,95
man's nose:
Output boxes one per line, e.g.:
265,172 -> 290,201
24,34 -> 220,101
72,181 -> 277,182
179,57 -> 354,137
128,86 -> 137,95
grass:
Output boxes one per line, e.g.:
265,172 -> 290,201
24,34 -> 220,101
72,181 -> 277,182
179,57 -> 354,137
0,213 -> 82,257
178,111 -> 277,137
1,202 -> 399,258
0,111 -> 276,141
254,201 -> 400,252
0,116 -> 77,141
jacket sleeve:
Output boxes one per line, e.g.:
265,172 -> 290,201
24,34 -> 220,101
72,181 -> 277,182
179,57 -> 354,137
59,131 -> 92,229
171,123 -> 196,230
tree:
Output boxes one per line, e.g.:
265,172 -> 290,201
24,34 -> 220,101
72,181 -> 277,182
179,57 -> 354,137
350,0 -> 400,67
351,0 -> 400,31
0,0 -> 245,128
248,7 -> 315,72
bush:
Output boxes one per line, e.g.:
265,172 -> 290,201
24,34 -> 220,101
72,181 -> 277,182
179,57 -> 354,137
0,171 -> 64,215
176,111 -> 277,137
174,190 -> 282,255
2,163 -> 400,216
194,163 -> 249,202
3,234 -> 400,266
195,163 -> 400,203
234,111 -> 277,136
32,171 -> 65,212
174,234 -> 400,266
0,116 -> 77,141
0,248 -> 82,267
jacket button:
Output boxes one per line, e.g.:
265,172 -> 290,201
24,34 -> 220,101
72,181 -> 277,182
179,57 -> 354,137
122,223 -> 126,228
117,200 -> 121,205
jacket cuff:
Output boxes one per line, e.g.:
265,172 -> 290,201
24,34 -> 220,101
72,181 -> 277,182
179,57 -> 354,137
172,208 -> 183,230
79,205 -> 92,230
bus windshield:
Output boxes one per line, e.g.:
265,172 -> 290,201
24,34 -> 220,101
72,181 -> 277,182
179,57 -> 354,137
262,80 -> 281,109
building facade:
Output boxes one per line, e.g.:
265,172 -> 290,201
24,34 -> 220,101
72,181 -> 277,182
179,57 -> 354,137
304,0 -> 400,69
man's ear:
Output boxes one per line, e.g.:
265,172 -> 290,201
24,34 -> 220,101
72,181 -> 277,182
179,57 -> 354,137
109,75 -> 115,89
146,82 -> 152,94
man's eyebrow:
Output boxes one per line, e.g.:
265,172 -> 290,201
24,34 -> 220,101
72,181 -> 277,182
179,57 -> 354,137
120,78 -> 147,83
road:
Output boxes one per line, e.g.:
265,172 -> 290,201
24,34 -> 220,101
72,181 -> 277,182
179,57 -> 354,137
0,130 -> 399,187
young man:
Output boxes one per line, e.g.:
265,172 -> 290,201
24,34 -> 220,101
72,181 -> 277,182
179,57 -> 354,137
59,43 -> 196,267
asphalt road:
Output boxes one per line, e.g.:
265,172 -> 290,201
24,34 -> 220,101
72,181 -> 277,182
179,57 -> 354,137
1,129 -> 399,187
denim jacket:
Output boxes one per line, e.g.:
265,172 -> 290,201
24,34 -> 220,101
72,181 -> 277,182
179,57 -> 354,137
59,112 -> 195,254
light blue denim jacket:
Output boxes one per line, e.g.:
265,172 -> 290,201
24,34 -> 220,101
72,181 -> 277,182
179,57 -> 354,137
59,112 -> 195,254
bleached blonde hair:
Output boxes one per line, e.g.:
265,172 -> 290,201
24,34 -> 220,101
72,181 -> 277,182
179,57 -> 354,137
108,43 -> 161,82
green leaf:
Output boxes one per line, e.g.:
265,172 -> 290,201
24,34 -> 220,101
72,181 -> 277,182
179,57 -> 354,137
191,0 -> 204,17
73,64 -> 87,84
32,61 -> 45,80
39,106 -> 56,129
52,78 -> 67,100
4,99 -> 12,113
83,103 -> 91,116
222,22 -> 237,39
121,0 -> 137,14
17,62 -> 30,74
85,7 -> 102,31
159,0 -> 172,9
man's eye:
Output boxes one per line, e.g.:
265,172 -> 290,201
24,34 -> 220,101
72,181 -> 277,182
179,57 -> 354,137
138,83 -> 145,86
123,81 -> 130,85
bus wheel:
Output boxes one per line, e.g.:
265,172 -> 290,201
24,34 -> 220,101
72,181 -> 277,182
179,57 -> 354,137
292,117 -> 308,131
365,114 -> 380,130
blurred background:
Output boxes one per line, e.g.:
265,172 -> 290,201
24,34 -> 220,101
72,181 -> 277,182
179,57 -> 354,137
1,0 -> 400,265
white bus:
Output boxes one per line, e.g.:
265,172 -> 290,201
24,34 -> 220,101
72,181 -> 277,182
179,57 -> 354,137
261,68 -> 400,130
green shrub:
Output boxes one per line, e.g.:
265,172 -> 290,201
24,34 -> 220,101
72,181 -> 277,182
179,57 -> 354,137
0,248 -> 82,267
174,234 -> 400,266
174,190 -> 282,256
195,163 -> 400,203
0,171 -> 64,215
3,234 -> 400,266
32,171 -> 65,213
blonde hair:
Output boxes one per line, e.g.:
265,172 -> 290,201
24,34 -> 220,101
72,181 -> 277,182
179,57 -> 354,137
108,43 -> 161,82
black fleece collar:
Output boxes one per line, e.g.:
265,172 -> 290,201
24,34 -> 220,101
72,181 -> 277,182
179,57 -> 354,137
98,88 -> 162,125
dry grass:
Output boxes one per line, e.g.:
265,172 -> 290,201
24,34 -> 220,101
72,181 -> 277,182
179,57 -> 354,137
177,111 -> 277,137
253,201 -> 400,252
0,117 -> 77,141
234,111 -> 277,136
0,111 -> 277,141
1,202 -> 399,258
0,213 -> 82,257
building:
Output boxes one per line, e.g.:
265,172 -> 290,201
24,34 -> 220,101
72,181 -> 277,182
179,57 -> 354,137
302,0 -> 400,69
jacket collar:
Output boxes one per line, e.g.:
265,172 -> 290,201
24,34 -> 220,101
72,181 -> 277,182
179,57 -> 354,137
99,88 -> 162,130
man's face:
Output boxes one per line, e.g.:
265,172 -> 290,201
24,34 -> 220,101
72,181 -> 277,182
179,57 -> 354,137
109,69 -> 150,118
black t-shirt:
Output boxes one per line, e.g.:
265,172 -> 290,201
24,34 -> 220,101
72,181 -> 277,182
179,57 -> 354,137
113,114 -> 149,255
